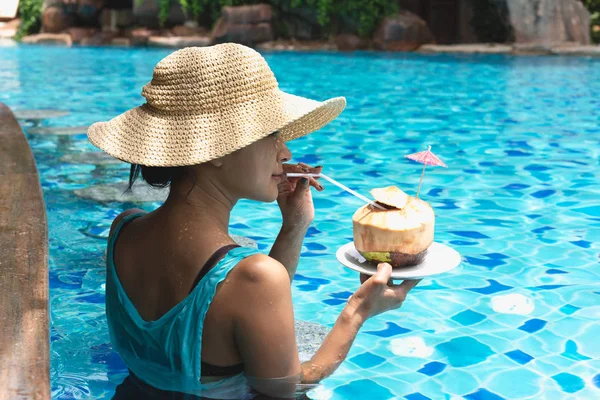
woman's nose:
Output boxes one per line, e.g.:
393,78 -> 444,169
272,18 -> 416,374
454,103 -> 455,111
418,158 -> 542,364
279,141 -> 292,163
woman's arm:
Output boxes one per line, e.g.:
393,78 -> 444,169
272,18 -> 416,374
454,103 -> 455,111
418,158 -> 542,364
231,255 -> 365,398
268,224 -> 309,283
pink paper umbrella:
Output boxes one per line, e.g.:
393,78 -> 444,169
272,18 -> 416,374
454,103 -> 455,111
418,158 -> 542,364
405,145 -> 447,198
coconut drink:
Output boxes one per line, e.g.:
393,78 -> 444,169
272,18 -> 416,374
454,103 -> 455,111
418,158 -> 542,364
352,186 -> 434,268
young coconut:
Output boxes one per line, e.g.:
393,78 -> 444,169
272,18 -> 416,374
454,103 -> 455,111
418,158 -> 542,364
352,186 -> 434,267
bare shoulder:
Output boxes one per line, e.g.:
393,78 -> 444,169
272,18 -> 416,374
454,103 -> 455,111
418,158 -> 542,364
228,253 -> 289,291
109,208 -> 147,237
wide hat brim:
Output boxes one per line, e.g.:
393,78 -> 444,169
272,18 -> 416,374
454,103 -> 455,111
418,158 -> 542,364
87,89 -> 346,167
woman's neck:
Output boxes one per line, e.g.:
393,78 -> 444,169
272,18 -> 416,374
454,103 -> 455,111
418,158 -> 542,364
157,173 -> 236,235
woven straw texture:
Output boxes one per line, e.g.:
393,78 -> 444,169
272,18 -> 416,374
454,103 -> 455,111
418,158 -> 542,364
87,43 -> 346,167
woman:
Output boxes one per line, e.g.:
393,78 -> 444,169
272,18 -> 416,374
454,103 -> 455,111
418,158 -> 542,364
88,43 -> 420,399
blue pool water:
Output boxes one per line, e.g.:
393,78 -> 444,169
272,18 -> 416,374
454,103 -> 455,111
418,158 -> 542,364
1,43 -> 599,399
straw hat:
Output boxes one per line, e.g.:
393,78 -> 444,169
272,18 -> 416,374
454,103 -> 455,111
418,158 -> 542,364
87,43 -> 346,167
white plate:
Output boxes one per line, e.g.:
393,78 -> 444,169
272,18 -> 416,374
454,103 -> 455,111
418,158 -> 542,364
336,242 -> 461,280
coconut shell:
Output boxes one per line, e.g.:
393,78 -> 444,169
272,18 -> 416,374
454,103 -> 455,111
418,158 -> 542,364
352,191 -> 434,268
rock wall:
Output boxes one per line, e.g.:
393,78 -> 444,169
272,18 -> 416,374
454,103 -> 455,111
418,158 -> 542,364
211,5 -> 273,45
504,0 -> 591,44
372,10 -> 435,51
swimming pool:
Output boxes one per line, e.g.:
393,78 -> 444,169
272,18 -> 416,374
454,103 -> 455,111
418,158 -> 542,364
1,43 -> 599,399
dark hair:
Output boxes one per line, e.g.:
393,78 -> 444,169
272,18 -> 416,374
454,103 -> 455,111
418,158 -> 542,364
125,164 -> 194,194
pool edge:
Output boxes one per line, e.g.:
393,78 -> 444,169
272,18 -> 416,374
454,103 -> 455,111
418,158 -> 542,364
0,103 -> 50,399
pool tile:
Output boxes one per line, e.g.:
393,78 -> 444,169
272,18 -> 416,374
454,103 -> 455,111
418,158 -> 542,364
366,322 -> 411,338
322,298 -> 346,306
464,256 -> 507,269
532,226 -> 555,234
531,190 -> 555,198
490,368 -> 544,398
573,206 -> 600,218
552,373 -> 585,393
503,183 -> 529,190
570,240 -> 591,249
329,290 -> 352,299
592,374 -> 600,389
305,242 -> 327,251
405,393 -> 431,400
349,352 -> 385,369
417,361 -> 446,376
436,337 -> 494,367
449,231 -> 490,239
467,280 -> 512,295
332,379 -> 394,400
297,284 -> 319,292
504,350 -> 534,365
435,368 -> 479,395
562,339 -> 591,361
464,388 -> 505,400
518,319 -> 547,333
546,268 -> 567,274
529,284 -> 569,291
451,240 -> 478,246
451,310 -> 487,326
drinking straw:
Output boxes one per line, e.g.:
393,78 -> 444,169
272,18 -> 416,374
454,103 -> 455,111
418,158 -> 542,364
286,173 -> 385,210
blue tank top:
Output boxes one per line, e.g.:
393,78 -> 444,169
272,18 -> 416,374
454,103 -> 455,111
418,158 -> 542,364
106,212 -> 259,398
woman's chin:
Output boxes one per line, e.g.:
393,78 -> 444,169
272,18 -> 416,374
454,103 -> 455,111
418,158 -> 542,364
252,187 -> 279,203
268,189 -> 279,203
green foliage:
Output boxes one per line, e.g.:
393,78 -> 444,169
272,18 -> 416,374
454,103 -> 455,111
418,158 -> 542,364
583,0 -> 600,43
15,0 -> 44,40
150,0 -> 263,27
274,0 -> 398,37
468,0 -> 513,43
298,0 -> 399,37
154,0 -> 397,37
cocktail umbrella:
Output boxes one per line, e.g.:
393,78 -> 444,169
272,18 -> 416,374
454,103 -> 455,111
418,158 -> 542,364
405,145 -> 447,198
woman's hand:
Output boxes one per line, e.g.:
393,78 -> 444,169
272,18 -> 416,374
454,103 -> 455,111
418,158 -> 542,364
347,263 -> 421,320
276,163 -> 323,231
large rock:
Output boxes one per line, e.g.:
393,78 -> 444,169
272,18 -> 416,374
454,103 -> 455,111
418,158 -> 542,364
21,33 -> 73,46
211,5 -> 274,45
504,0 -> 591,45
127,27 -> 156,46
101,9 -> 135,31
419,43 -> 512,54
80,30 -> 118,45
372,11 -> 434,51
42,5 -> 71,33
211,21 -> 273,45
133,0 -> 185,28
275,6 -> 322,40
77,0 -> 105,24
256,39 -> 336,51
221,4 -> 272,24
66,27 -> 97,44
335,34 -> 368,51
171,23 -> 207,37
148,35 -> 210,48
551,44 -> 600,56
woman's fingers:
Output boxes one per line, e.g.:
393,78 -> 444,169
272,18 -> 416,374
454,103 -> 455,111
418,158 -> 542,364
401,279 -> 422,291
309,177 -> 323,191
282,163 -> 323,191
390,279 -> 421,302
298,163 -> 323,174
283,163 -> 305,173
